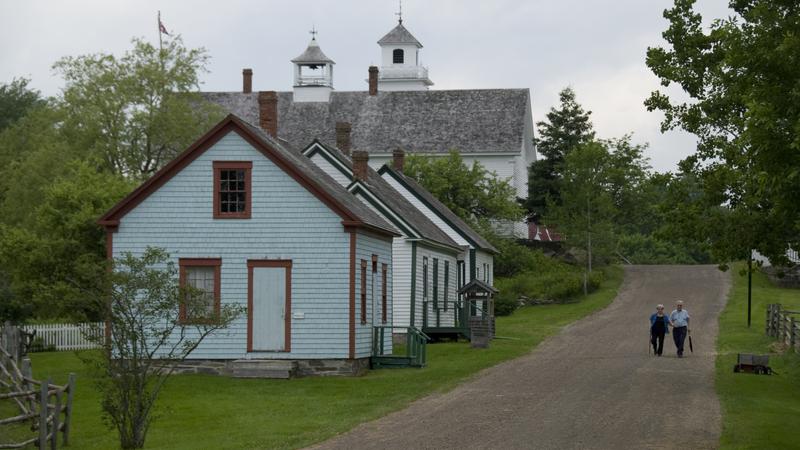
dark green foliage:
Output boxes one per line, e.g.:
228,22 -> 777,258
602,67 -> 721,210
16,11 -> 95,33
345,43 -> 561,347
526,87 -> 595,215
646,0 -> 800,264
0,77 -> 44,132
493,248 -> 603,316
616,233 -> 709,264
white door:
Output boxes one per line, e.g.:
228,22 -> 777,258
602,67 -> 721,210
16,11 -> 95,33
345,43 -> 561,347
251,266 -> 287,351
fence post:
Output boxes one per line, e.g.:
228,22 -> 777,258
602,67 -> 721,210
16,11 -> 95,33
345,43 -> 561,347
766,304 -> 772,336
39,377 -> 50,450
51,387 -> 61,450
790,317 -> 796,350
63,373 -> 75,446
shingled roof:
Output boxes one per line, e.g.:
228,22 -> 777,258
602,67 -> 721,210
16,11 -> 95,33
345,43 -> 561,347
378,165 -> 498,254
377,22 -> 422,47
306,141 -> 461,251
291,38 -> 335,64
201,89 -> 530,155
99,114 -> 398,238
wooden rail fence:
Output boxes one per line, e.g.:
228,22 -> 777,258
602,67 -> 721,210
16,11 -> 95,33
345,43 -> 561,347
1,324 -> 75,449
765,304 -> 800,354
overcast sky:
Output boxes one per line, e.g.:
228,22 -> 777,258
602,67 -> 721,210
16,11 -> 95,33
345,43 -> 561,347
0,0 -> 732,172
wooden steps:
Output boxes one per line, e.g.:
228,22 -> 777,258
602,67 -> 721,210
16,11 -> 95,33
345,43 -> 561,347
370,355 -> 414,369
231,360 -> 297,379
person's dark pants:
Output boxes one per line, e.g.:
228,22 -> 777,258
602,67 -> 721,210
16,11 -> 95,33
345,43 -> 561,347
673,326 -> 687,356
651,331 -> 665,355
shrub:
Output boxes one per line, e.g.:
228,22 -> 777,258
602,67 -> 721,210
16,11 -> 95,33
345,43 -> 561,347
617,233 -> 709,264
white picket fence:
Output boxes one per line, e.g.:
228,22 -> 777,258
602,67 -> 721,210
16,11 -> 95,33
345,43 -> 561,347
21,322 -> 103,351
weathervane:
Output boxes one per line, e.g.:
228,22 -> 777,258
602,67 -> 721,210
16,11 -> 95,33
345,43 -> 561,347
309,25 -> 318,40
395,0 -> 403,24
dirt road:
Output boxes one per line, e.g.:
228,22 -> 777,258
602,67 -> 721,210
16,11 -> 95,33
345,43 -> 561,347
313,265 -> 730,450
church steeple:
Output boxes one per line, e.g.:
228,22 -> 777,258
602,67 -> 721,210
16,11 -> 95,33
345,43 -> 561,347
291,30 -> 335,102
375,16 -> 432,91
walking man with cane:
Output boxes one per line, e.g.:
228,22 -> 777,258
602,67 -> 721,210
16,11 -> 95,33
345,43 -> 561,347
670,300 -> 690,358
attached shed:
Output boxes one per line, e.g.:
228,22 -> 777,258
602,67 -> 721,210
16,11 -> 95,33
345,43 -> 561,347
98,115 -> 399,377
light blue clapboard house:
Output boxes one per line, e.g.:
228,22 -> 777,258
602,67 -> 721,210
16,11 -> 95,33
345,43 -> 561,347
302,139 -> 498,343
98,114 -> 404,377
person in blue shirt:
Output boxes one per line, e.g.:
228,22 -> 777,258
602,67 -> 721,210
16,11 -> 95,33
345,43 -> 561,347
649,304 -> 670,356
670,300 -> 691,357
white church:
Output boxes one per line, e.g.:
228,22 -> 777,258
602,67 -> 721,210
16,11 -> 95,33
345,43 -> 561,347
203,17 -> 535,237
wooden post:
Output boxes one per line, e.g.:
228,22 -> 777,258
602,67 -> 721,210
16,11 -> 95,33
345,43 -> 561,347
51,387 -> 61,450
790,317 -> 796,350
21,358 -> 35,413
765,304 -> 772,336
63,373 -> 75,446
39,378 -> 50,450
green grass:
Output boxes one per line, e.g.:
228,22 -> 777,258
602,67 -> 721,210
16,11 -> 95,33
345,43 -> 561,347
3,266 -> 622,449
717,263 -> 800,450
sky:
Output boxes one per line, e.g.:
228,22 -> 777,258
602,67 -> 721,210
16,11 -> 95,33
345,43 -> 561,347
0,0 -> 733,173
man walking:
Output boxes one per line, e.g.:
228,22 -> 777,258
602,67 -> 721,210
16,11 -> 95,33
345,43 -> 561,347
670,300 -> 691,357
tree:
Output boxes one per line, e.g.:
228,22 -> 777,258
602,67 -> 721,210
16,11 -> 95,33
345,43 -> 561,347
526,87 -> 595,215
0,77 -> 44,132
546,141 -> 616,287
645,0 -> 800,265
404,150 -> 524,226
82,248 -> 241,449
54,35 -> 225,180
0,162 -> 134,321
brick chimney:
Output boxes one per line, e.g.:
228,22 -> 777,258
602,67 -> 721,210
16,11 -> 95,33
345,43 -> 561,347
242,68 -> 253,93
392,148 -> 405,172
335,122 -> 352,156
368,66 -> 379,96
257,91 -> 278,137
352,151 -> 369,182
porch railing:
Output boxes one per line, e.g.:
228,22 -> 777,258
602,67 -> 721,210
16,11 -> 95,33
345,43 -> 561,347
372,326 -> 429,368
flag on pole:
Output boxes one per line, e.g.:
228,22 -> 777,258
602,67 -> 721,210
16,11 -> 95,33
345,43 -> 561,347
159,15 -> 170,35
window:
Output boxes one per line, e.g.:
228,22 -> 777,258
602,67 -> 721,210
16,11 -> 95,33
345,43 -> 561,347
179,259 -> 221,322
361,259 -> 367,324
444,261 -> 449,312
213,161 -> 252,219
422,257 -> 429,301
393,49 -> 404,64
381,263 -> 388,324
433,258 -> 439,310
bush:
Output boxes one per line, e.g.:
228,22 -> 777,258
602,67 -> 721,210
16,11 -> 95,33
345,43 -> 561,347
492,246 -> 605,316
617,233 -> 709,264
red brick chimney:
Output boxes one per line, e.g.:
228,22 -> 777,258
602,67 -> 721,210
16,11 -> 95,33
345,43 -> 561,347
368,66 -> 379,96
336,122 -> 352,156
352,151 -> 369,182
257,91 -> 278,137
392,148 -> 405,172
242,68 -> 253,93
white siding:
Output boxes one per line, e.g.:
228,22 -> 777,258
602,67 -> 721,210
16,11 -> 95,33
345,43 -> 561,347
309,152 -> 351,187
113,132 -> 354,360
475,250 -> 494,287
391,238 -> 413,328
414,244 -> 458,329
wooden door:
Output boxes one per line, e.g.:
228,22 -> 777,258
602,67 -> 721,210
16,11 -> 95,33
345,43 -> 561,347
248,261 -> 291,352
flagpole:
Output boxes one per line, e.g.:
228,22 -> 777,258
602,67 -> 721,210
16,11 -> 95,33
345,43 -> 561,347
158,10 -> 163,54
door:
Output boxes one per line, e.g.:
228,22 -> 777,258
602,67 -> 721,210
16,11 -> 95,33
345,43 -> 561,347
248,261 -> 291,352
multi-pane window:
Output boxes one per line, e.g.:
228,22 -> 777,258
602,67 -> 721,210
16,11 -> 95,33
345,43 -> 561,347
213,161 -> 252,219
444,261 -> 449,312
433,258 -> 439,310
393,49 -> 404,64
381,263 -> 388,324
422,257 -> 429,301
179,259 -> 221,322
361,259 -> 368,324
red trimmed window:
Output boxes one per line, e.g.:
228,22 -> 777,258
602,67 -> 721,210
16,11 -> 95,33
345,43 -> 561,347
360,260 -> 368,324
381,263 -> 388,324
179,258 -> 221,323
213,161 -> 252,219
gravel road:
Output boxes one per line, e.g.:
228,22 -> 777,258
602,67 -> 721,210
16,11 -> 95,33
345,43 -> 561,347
313,265 -> 730,450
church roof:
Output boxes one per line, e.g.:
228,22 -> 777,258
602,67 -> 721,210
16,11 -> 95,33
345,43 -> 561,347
291,38 -> 335,64
377,22 -> 422,47
201,89 -> 530,155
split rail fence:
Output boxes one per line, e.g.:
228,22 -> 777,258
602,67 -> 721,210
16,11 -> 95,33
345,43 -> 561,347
765,304 -> 800,354
1,324 -> 76,449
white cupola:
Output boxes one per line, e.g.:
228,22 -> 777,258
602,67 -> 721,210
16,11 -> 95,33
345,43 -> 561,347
291,31 -> 335,102
376,17 -> 433,91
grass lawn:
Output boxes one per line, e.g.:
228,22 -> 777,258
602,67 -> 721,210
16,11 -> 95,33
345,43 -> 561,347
716,263 -> 800,449
3,266 -> 622,449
